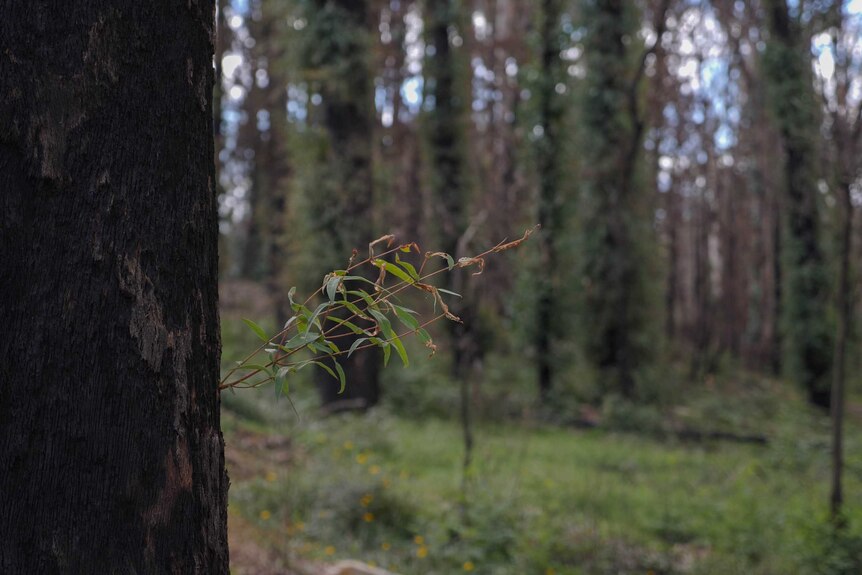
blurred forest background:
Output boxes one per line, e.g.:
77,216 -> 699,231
215,0 -> 862,573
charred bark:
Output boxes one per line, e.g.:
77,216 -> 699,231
0,2 -> 228,572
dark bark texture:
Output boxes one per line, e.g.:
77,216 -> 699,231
0,1 -> 228,573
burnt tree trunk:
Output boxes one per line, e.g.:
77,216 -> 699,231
0,2 -> 228,573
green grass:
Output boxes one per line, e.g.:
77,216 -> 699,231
220,316 -> 862,574
224,400 -> 862,574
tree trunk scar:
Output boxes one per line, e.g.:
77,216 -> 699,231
118,255 -> 168,372
142,437 -> 193,558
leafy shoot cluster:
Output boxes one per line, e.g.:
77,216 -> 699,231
219,227 -> 537,403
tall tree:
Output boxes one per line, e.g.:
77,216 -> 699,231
302,0 -> 382,408
0,1 -> 227,572
424,0 -> 478,478
817,2 -> 862,520
246,0 -> 293,325
579,0 -> 666,397
533,0 -> 567,399
763,0 -> 833,407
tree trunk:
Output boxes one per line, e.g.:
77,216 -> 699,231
311,0 -> 381,409
0,2 -> 228,572
580,0 -> 656,398
535,0 -> 564,400
764,0 -> 832,407
830,178 -> 853,521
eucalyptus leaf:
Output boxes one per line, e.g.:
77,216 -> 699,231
242,318 -> 269,343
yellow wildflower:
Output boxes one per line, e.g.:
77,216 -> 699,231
259,510 -> 271,521
381,542 -> 391,551
416,546 -> 428,558
343,441 -> 354,451
413,535 -> 424,545
369,465 -> 381,475
324,546 -> 336,556
463,561 -> 475,571
356,453 -> 369,465
265,471 -> 277,482
363,512 -> 375,523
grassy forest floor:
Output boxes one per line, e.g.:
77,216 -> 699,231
220,284 -> 862,575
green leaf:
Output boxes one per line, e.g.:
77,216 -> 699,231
369,309 -> 393,337
275,366 -> 293,399
391,304 -> 420,332
334,361 -> 346,393
348,337 -> 368,357
288,287 -> 310,313
347,289 -> 376,308
311,360 -> 338,382
325,276 -> 341,302
374,259 -> 415,284
242,318 -> 269,343
342,300 -> 371,320
306,302 -> 330,333
369,310 -> 408,367
282,330 -> 321,350
390,334 -> 408,366
326,316 -> 368,335
308,342 -> 329,354
341,275 -> 378,287
416,327 -> 432,343
395,254 -> 420,280
382,341 -> 391,366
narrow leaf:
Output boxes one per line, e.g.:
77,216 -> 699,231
334,361 -> 346,393
391,304 -> 420,332
242,318 -> 269,343
390,334 -> 409,367
325,276 -> 341,302
437,288 -> 462,298
348,337 -> 368,357
375,259 -> 415,284
395,254 -> 420,280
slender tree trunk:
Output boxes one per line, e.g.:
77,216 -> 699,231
665,184 -> 680,342
425,0 -> 477,499
830,179 -> 853,521
0,2 -> 228,572
534,0 -> 564,400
